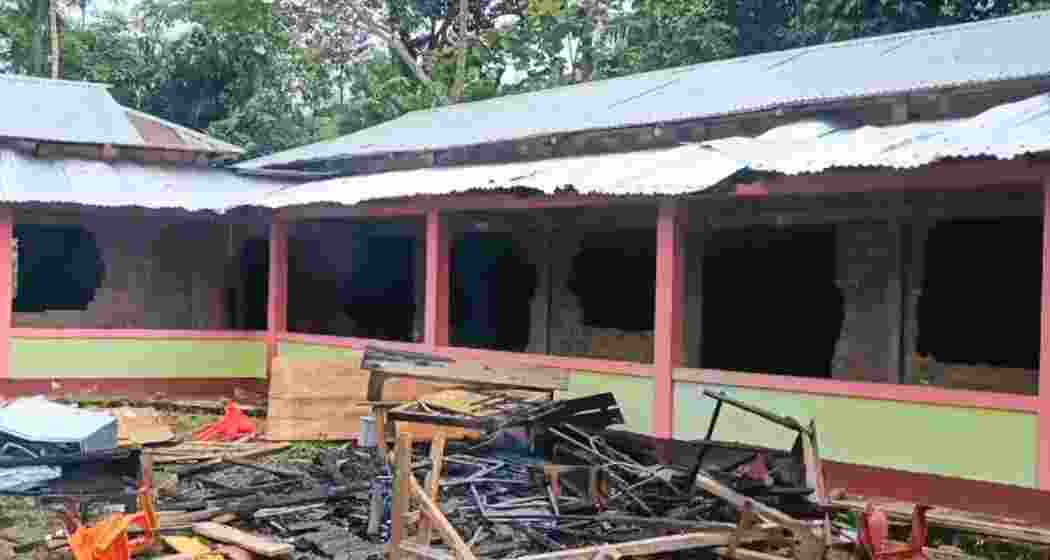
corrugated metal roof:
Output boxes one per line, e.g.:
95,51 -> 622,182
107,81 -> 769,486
238,10 -> 1050,171
125,108 -> 245,155
0,75 -> 143,146
0,144 -> 285,212
0,75 -> 244,155
258,144 -> 740,208
258,91 -> 1050,208
715,90 -> 1050,173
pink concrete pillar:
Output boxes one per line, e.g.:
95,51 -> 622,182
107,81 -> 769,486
267,218 -> 289,379
0,209 -> 12,380
424,210 -> 450,348
1040,180 -> 1050,489
654,201 -> 684,438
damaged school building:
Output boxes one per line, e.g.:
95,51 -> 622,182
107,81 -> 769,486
5,9 -> 1050,527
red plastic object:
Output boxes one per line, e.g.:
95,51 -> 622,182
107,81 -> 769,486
859,502 -> 931,560
194,401 -> 257,442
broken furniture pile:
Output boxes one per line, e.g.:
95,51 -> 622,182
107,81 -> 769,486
372,385 -> 835,560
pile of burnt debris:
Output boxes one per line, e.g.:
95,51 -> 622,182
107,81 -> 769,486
0,347 -> 1043,560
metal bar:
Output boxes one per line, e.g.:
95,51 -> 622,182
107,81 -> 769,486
696,399 -> 724,466
443,478 -> 531,487
702,390 -> 810,435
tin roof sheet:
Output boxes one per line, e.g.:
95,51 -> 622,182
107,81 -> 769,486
0,144 -> 285,212
0,75 -> 143,146
0,75 -> 244,155
0,397 -> 116,445
258,91 -> 1050,208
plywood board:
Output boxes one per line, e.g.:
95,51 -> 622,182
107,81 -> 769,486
111,407 -> 175,445
266,398 -> 477,442
163,536 -> 222,560
192,523 -> 293,557
365,358 -> 570,392
270,357 -> 456,400
267,357 -> 474,442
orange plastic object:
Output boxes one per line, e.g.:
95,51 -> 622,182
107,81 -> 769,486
194,401 -> 257,442
67,484 -> 158,560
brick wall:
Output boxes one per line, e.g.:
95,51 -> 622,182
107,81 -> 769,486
830,222 -> 901,383
538,228 -> 655,364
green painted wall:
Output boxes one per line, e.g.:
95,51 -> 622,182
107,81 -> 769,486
11,339 -> 267,379
560,371 -> 654,434
278,342 -> 364,362
673,381 -> 1037,488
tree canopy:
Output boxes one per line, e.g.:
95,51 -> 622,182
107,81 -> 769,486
2,0 -> 1049,158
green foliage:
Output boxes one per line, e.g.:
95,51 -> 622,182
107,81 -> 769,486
597,0 -> 736,78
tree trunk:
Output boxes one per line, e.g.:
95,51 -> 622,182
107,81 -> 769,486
345,2 -> 448,105
48,0 -> 60,78
30,0 -> 48,76
448,0 -> 470,103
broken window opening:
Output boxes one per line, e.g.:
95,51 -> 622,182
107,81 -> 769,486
700,225 -> 842,378
915,218 -> 1041,395
559,228 -> 656,364
14,225 -> 103,313
284,221 -> 418,342
232,223 -> 419,341
451,232 -> 536,352
569,229 -> 656,332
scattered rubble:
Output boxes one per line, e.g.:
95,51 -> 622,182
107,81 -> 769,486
0,348 -> 1048,560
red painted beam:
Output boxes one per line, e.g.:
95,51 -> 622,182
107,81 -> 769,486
653,201 -> 684,437
825,460 -> 1050,528
11,328 -> 265,341
267,219 -> 289,378
277,194 -> 629,220
1040,179 -> 1050,490
424,210 -> 450,348
0,377 -> 267,404
675,368 -> 1039,413
0,209 -> 12,380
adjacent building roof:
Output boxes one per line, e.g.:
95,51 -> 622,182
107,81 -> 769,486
258,91 -> 1050,208
0,74 -> 244,156
0,75 -> 144,146
0,143 -> 284,212
125,108 -> 245,155
238,10 -> 1050,172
